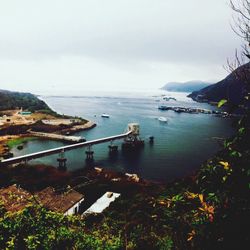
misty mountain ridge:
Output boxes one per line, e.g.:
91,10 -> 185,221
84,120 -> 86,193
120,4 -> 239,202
161,80 -> 211,92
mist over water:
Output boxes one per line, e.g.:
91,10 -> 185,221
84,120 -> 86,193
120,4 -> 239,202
12,91 -> 235,181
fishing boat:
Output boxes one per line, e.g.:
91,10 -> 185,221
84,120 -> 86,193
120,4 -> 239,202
158,117 -> 167,122
101,113 -> 110,118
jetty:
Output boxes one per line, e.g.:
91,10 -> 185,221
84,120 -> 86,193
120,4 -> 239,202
158,105 -> 231,117
0,123 -> 144,167
29,131 -> 86,143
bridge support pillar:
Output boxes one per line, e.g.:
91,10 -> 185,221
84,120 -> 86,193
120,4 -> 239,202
85,151 -> 94,160
85,146 -> 94,163
57,149 -> 67,168
149,136 -> 154,144
57,158 -> 67,168
109,145 -> 118,154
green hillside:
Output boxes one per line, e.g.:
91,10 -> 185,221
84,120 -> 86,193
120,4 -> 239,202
0,89 -> 52,112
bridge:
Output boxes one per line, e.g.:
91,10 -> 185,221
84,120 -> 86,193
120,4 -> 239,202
0,124 -> 142,167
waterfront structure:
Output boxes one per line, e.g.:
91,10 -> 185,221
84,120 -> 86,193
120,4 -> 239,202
122,123 -> 144,151
29,131 -> 85,143
0,128 -> 133,166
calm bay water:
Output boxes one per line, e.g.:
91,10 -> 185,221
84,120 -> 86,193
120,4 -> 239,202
11,90 -> 235,181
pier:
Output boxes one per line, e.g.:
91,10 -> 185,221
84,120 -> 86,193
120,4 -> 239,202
0,124 -> 143,167
29,131 -> 86,143
158,105 -> 231,117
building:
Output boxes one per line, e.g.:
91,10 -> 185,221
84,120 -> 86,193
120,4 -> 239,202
18,111 -> 32,115
0,185 -> 84,215
83,192 -> 121,215
36,187 -> 84,215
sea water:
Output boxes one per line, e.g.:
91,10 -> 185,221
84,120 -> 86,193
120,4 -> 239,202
11,90 -> 235,181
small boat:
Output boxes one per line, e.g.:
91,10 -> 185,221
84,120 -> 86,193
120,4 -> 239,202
158,105 -> 170,110
101,113 -> 110,118
163,96 -> 177,101
17,145 -> 24,150
158,117 -> 167,122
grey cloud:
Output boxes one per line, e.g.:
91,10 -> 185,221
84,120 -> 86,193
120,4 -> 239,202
0,0 -> 243,94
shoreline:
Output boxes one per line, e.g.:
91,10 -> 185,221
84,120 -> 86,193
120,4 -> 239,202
0,110 -> 96,159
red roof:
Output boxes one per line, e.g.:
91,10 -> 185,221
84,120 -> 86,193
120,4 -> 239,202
0,185 -> 84,214
36,187 -> 84,213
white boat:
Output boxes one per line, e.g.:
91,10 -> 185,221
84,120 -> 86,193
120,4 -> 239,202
158,116 -> 167,122
101,113 -> 110,118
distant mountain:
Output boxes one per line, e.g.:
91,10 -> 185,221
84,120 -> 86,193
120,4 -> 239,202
161,81 -> 211,92
188,63 -> 250,106
0,89 -> 52,112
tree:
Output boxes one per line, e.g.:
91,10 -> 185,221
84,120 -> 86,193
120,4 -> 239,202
223,1 -> 250,111
229,0 -> 250,67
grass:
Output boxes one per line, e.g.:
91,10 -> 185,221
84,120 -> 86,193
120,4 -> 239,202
7,137 -> 36,148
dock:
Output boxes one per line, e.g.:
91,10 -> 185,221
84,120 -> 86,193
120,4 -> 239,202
29,131 -> 86,143
0,130 -> 133,166
158,105 -> 231,117
0,123 -> 145,168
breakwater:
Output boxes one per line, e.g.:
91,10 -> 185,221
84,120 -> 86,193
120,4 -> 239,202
29,131 -> 86,143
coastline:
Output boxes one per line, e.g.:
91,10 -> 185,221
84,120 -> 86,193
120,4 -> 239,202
0,109 -> 96,159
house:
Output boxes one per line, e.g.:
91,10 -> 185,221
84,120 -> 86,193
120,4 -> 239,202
0,185 -> 84,215
36,187 -> 84,215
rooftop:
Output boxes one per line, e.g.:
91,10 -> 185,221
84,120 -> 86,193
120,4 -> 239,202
36,187 -> 84,213
83,192 -> 120,215
0,185 -> 84,214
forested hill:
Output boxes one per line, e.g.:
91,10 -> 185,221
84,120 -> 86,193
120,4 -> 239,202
188,62 -> 250,106
0,89 -> 51,112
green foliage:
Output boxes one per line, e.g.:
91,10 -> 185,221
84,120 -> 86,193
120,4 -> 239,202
0,90 -> 51,112
7,137 -> 35,149
217,99 -> 228,108
0,203 -> 125,250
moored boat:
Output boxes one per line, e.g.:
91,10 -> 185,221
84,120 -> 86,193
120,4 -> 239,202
101,113 -> 110,118
158,116 -> 167,122
158,105 -> 171,110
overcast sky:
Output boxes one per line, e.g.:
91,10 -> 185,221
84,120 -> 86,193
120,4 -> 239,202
0,0 -> 242,95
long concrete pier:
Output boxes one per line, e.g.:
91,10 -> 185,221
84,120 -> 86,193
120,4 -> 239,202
29,131 -> 85,143
0,130 -> 132,166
